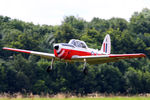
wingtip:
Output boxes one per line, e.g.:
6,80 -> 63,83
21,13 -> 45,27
2,47 -> 31,54
3,47 -> 13,50
139,53 -> 146,57
3,47 -> 8,50
142,53 -> 146,57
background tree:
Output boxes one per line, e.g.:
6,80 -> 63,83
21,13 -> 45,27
0,8 -> 150,95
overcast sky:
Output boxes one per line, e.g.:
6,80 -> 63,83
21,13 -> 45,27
0,0 -> 150,25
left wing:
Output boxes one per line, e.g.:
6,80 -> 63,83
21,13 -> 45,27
71,54 -> 146,64
3,47 -> 55,59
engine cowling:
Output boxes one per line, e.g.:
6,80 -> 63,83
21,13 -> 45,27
54,44 -> 72,59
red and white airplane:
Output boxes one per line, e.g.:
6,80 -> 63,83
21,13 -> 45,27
3,34 -> 146,74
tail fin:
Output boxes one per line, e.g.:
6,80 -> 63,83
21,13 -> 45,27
100,34 -> 111,54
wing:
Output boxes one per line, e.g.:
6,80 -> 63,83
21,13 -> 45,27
71,54 -> 146,64
3,47 -> 55,59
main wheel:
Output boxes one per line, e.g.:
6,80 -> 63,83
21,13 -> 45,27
83,67 -> 88,75
46,66 -> 52,72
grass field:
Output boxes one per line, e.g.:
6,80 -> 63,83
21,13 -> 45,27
0,97 -> 150,100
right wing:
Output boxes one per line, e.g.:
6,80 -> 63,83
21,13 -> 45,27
3,47 -> 55,59
71,53 -> 146,64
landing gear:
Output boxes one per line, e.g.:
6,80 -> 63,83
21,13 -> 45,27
83,59 -> 88,75
46,66 -> 52,72
47,58 -> 54,72
83,67 -> 88,75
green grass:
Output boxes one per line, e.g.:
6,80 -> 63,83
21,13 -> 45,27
0,97 -> 150,100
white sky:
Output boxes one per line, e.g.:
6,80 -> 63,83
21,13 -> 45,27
0,0 -> 150,25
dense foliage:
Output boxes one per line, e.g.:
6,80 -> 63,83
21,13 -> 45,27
1,8 -> 150,94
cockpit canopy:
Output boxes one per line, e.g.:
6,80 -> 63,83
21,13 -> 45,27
68,39 -> 88,49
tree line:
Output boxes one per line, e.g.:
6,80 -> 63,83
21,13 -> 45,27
0,8 -> 150,94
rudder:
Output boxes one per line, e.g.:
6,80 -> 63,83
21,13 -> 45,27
100,34 -> 111,54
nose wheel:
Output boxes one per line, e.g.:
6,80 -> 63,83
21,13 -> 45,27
47,58 -> 54,72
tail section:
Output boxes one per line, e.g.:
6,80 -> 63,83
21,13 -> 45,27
100,34 -> 111,54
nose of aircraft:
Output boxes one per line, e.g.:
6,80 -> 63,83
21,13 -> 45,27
53,44 -> 69,59
54,45 -> 59,50
53,44 -> 63,58
53,44 -> 61,53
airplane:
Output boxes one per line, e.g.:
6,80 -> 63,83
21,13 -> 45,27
3,34 -> 146,74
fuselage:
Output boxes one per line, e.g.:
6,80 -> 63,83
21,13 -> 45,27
54,43 -> 102,60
